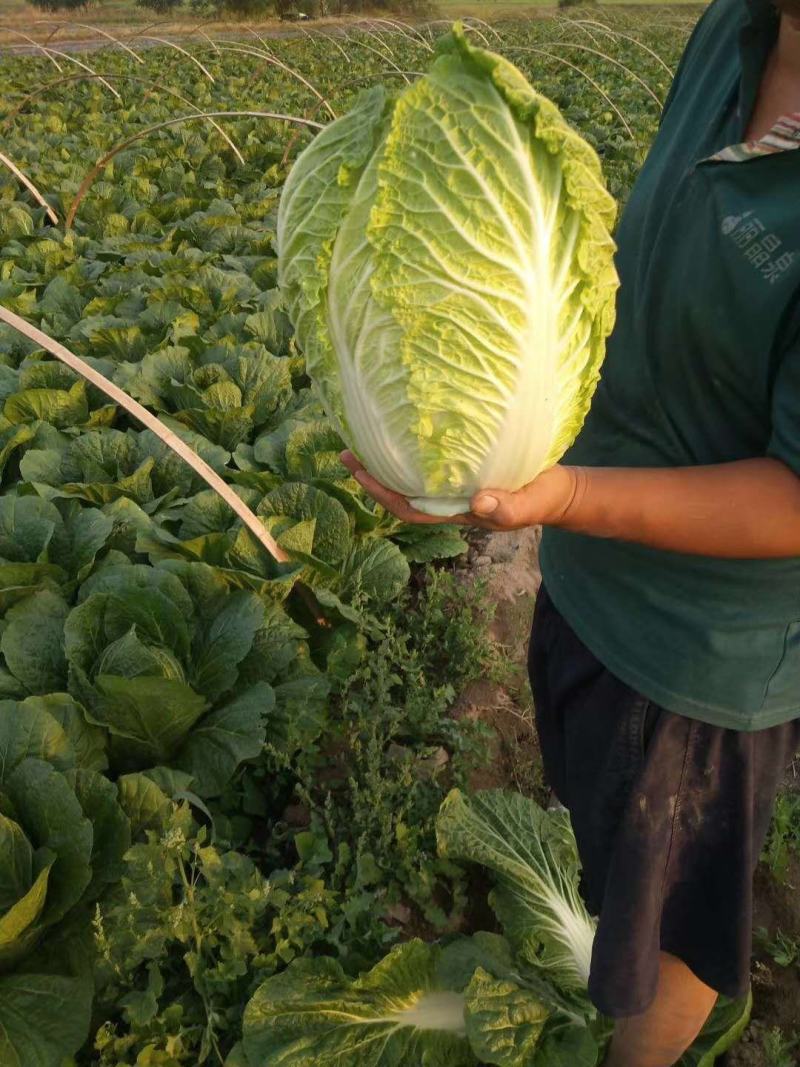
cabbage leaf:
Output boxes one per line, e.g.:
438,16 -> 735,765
436,789 -> 597,994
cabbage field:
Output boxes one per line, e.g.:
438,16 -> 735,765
2,9 -> 796,1067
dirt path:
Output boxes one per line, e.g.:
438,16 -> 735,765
452,527 -> 545,799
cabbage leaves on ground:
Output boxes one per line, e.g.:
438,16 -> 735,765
241,795 -> 606,1067
242,938 -> 553,1067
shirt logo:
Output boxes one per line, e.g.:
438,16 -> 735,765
721,212 -> 797,284
721,211 -> 751,236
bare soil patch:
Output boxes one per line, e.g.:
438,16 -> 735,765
452,526 -> 547,801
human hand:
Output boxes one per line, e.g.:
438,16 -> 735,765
340,451 -> 581,531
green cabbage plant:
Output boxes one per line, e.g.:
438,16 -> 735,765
62,564 -> 279,797
0,698 -> 130,1066
278,23 -> 618,516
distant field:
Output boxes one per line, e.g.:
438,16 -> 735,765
438,0 -> 703,10
0,0 -> 706,48
2,2 -> 386,47
437,0 -> 703,17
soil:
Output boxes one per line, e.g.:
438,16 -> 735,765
745,858 -> 800,1051
453,527 -> 800,1065
451,526 -> 548,802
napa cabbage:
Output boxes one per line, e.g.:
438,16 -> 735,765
242,938 -> 553,1067
278,23 -> 618,516
436,789 -> 597,994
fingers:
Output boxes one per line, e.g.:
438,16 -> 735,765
355,468 -> 420,519
341,450 -> 411,514
340,450 -> 363,477
340,451 -> 517,528
339,451 -> 448,524
470,489 -> 521,527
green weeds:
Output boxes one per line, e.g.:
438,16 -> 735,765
762,791 -> 800,885
86,570 -> 499,1063
762,1027 -> 800,1067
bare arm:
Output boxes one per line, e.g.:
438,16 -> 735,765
533,458 -> 800,558
342,452 -> 800,560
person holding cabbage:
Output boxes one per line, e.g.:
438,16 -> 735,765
278,0 -> 800,1063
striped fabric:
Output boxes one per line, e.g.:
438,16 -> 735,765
710,111 -> 800,162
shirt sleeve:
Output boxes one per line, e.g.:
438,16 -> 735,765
767,341 -> 800,475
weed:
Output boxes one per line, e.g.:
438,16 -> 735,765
296,568 -> 497,931
757,927 -> 800,970
762,792 -> 800,885
762,1026 -> 800,1067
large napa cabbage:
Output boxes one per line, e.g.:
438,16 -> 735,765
278,24 -> 619,516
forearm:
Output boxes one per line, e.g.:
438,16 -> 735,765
341,451 -> 800,559
555,458 -> 800,558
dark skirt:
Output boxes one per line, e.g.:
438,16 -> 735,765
528,584 -> 800,1019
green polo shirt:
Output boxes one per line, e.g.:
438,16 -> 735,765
540,0 -> 800,731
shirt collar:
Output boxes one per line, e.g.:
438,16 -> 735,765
708,112 -> 800,161
700,0 -> 794,164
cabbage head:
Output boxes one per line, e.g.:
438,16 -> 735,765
278,23 -> 619,516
